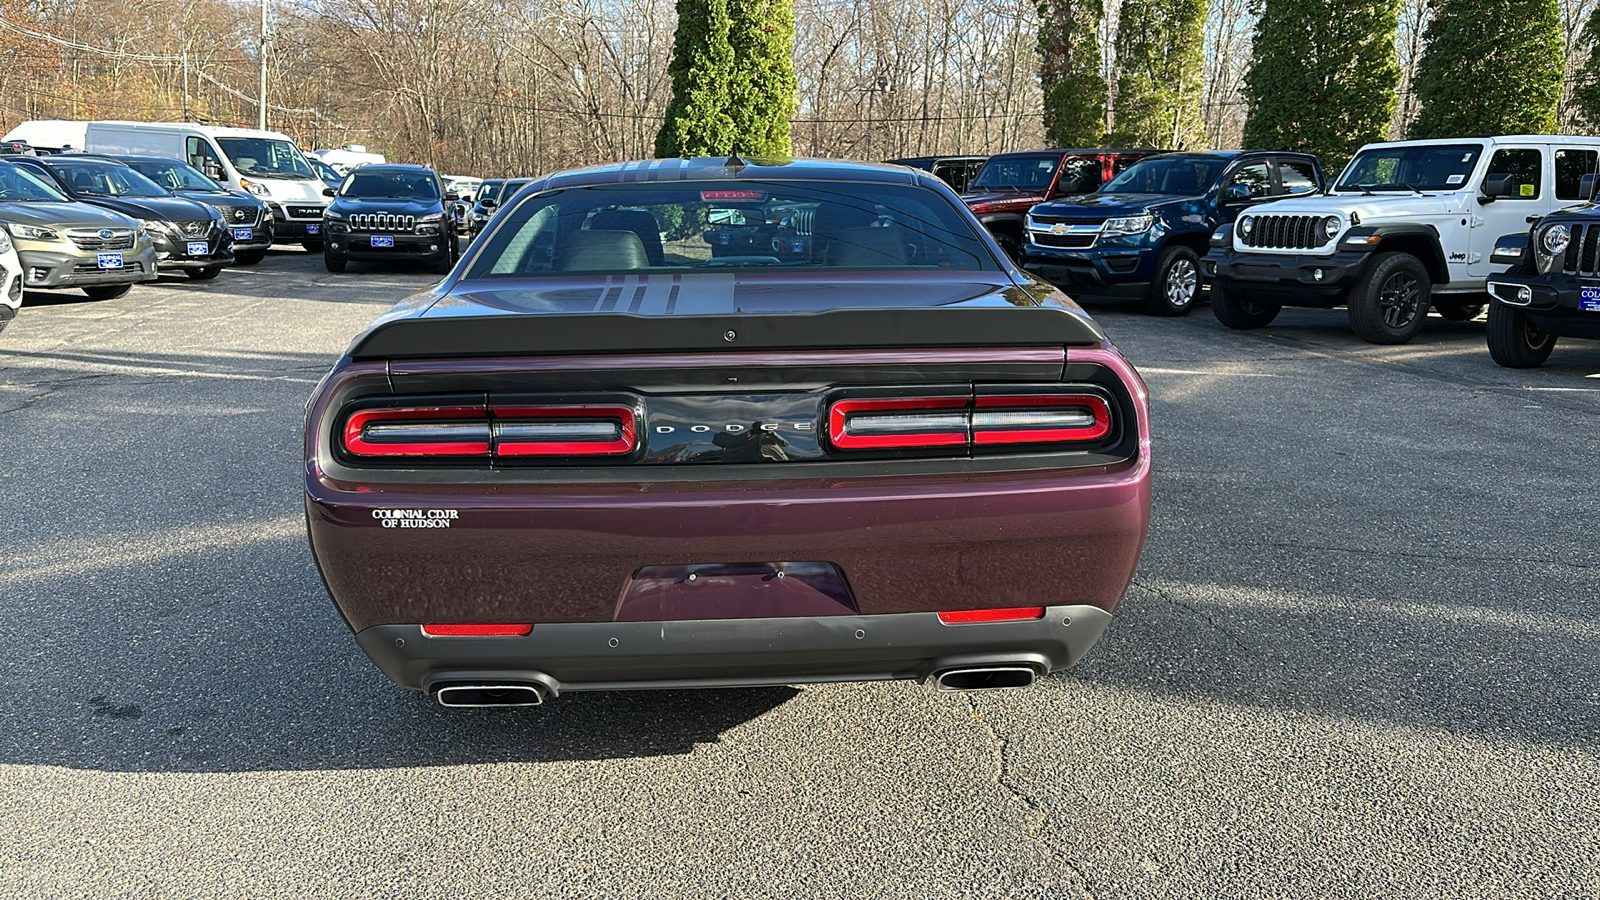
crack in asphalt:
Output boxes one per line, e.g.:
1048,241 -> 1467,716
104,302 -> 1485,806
962,695 -> 1097,899
1132,577 -> 1253,651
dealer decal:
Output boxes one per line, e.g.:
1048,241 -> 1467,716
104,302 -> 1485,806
372,508 -> 460,528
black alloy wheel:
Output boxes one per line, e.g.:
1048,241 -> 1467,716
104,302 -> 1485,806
324,253 -> 347,274
1348,252 -> 1431,344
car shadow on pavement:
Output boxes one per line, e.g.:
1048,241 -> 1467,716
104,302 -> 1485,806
0,523 -> 798,773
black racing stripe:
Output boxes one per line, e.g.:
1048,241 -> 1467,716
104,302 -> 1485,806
665,274 -> 681,314
597,278 -> 625,311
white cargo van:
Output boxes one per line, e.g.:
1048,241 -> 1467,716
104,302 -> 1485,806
1,120 -> 90,152
83,121 -> 328,250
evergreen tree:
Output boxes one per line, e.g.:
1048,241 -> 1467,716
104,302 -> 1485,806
654,0 -> 738,158
1106,0 -> 1207,148
1038,0 -> 1107,146
727,0 -> 797,157
1409,0 -> 1563,137
1242,0 -> 1400,171
1569,5 -> 1600,130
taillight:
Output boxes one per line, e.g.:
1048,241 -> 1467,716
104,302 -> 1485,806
494,404 -> 637,457
972,393 -> 1111,445
827,387 -> 1114,454
342,402 -> 639,460
343,406 -> 491,457
421,623 -> 534,636
938,607 -> 1046,624
828,396 -> 969,450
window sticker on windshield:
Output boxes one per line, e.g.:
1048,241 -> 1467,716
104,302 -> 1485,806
1521,184 -> 1535,197
1462,153 -> 1473,162
1447,174 -> 1465,185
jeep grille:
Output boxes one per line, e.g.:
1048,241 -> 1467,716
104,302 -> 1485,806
1560,222 -> 1600,275
349,213 -> 417,232
1240,215 -> 1325,250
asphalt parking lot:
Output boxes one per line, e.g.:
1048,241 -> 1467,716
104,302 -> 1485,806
2,251 -> 1597,898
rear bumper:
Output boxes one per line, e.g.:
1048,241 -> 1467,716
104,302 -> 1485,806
307,456 -> 1151,632
355,605 -> 1115,692
1486,272 -> 1600,338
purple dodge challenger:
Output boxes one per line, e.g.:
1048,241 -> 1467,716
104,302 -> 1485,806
304,157 -> 1151,707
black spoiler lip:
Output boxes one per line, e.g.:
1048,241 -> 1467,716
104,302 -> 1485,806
346,307 -> 1107,360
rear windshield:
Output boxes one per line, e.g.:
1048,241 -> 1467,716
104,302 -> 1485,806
340,170 -> 439,200
968,154 -> 1059,192
1102,156 -> 1226,195
0,163 -> 67,201
466,180 -> 995,278
48,161 -> 171,198
1335,144 -> 1484,192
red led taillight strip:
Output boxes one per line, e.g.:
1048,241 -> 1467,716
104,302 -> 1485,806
937,607 -> 1046,624
342,404 -> 638,459
972,394 -> 1112,445
493,404 -> 638,457
828,396 -> 970,450
343,406 -> 491,457
421,623 -> 534,636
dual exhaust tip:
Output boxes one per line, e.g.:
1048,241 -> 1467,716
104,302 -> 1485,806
432,663 -> 1040,707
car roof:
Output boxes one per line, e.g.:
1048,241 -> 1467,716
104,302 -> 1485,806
104,154 -> 190,166
35,154 -> 132,167
348,164 -> 435,175
536,157 -> 940,192
986,148 -> 1165,158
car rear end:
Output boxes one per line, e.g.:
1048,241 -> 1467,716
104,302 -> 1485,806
304,162 -> 1151,705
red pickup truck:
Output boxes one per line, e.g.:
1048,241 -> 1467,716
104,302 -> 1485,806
962,148 -> 1162,258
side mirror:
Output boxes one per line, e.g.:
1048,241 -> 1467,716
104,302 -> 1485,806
1221,184 -> 1253,203
480,197 -> 498,210
322,187 -> 336,197
1480,174 -> 1517,202
1582,173 -> 1598,202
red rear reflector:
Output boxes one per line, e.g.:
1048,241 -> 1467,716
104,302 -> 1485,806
937,607 -> 1046,624
492,404 -> 638,457
828,396 -> 969,450
972,394 -> 1111,445
344,406 -> 491,457
421,623 -> 534,637
700,189 -> 768,201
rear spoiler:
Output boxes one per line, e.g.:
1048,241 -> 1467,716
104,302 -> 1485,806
347,307 -> 1107,360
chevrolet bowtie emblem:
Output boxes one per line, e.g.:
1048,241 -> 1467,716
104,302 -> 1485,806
1050,223 -> 1070,235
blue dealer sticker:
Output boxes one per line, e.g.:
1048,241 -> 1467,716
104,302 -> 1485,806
1580,286 -> 1600,312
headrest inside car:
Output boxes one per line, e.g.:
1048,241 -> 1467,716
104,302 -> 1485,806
556,229 -> 650,271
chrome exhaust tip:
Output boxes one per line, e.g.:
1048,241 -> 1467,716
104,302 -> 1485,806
434,683 -> 548,708
932,665 -> 1038,692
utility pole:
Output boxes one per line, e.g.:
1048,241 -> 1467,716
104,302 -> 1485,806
258,0 -> 270,131
182,49 -> 190,122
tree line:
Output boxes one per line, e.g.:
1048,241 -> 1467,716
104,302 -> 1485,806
6,0 -> 1600,176
1044,0 -> 1600,168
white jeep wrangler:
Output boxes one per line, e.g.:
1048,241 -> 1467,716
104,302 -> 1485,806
1203,136 -> 1600,343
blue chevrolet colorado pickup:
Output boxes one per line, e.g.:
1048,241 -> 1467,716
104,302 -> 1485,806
1022,150 -> 1324,315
